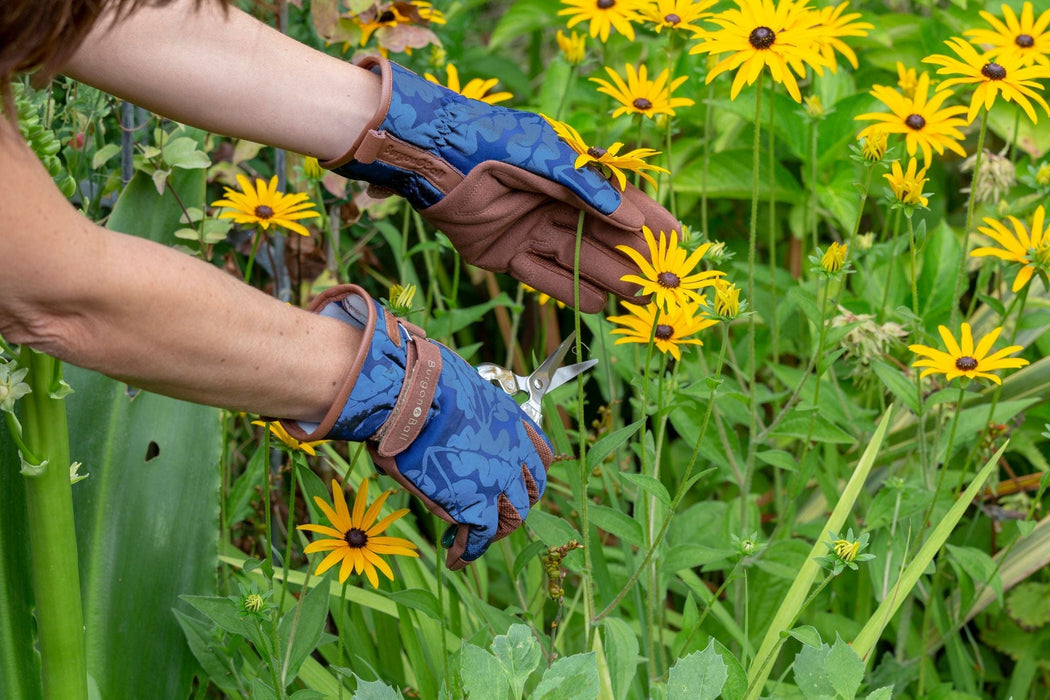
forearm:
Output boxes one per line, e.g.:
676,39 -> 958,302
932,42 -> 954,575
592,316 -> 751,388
0,123 -> 357,422
63,0 -> 379,160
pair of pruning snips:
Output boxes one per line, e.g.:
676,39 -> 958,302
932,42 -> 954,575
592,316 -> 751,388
477,332 -> 598,423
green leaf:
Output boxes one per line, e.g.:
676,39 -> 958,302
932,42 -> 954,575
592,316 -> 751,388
793,643 -> 835,699
532,652 -> 598,700
587,420 -> 644,470
228,441 -> 267,526
771,413 -> 856,443
676,149 -> 804,202
946,544 -> 1003,607
491,624 -> 542,699
460,643 -> 510,700
1005,582 -> 1050,629
617,470 -> 671,508
91,143 -> 121,170
351,674 -> 405,699
826,635 -> 865,700
173,609 -> 246,699
711,640 -> 747,700
667,641 -> 728,700
429,294 -> 518,337
866,687 -> 895,700
386,588 -> 441,621
526,509 -> 582,547
588,504 -> 644,548
182,595 -> 253,642
597,618 -> 639,700
872,360 -> 921,415
278,580 -> 330,683
757,449 -> 800,473
512,539 -> 548,580
489,0 -> 562,50
787,625 -> 823,649
108,166 -> 206,245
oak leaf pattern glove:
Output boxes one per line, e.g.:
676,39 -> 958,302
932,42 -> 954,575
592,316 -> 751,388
324,56 -> 681,313
281,285 -> 551,570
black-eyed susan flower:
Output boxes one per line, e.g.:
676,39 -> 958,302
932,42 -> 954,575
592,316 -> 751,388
909,323 -> 1029,385
297,478 -> 419,588
811,1 -> 873,71
252,420 -> 330,457
544,116 -> 670,189
591,63 -> 695,119
556,30 -> 587,64
608,300 -> 718,360
857,126 -> 889,162
964,2 -> 1050,68
884,158 -> 931,208
923,37 -> 1050,124
817,529 -> 875,575
690,0 -> 829,103
385,283 -> 417,315
855,71 -> 969,165
640,0 -> 717,35
897,61 -> 919,98
820,241 -> 848,273
424,63 -> 513,105
971,205 -> 1049,292
616,226 -> 725,310
353,1 -> 446,51
212,175 -> 320,237
713,278 -> 741,319
302,156 -> 325,181
559,0 -> 644,43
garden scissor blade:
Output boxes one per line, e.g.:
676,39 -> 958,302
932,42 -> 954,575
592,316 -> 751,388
476,331 -> 597,423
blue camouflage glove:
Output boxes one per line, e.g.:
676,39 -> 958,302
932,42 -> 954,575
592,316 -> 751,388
282,285 -> 551,569
324,56 -> 681,313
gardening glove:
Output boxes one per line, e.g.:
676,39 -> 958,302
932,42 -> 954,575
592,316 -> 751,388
324,55 -> 681,313
281,284 -> 551,570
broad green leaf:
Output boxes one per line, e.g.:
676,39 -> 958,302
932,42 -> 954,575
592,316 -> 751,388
162,136 -> 211,170
711,640 -> 748,700
866,687 -> 894,700
597,617 -> 639,700
352,675 -> 405,700
588,504 -> 644,548
429,293 -> 518,337
253,678 -> 279,700
532,651 -> 598,700
946,544 -> 1002,609
1005,582 -> 1050,629
676,149 -> 804,202
385,588 -> 441,621
227,441 -> 267,526
91,143 -> 121,170
757,449 -> 800,473
491,624 -> 542,699
526,509 -> 582,547
771,413 -> 856,443
793,643 -> 835,699
173,609 -> 246,699
587,420 -> 644,470
182,595 -> 255,643
511,539 -> 548,580
460,643 -> 510,700
108,165 -> 206,245
618,470 -> 672,508
69,366 -> 220,700
489,0 -> 563,49
826,635 -> 865,700
787,625 -> 823,649
279,580 -> 330,683
871,360 -> 921,415
667,641 -> 728,700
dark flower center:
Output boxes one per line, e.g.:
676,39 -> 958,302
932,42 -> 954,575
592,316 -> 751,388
378,10 -> 396,22
654,324 -> 674,340
633,97 -> 653,110
345,527 -> 368,548
254,205 -> 275,219
587,145 -> 607,158
1016,34 -> 1035,48
904,113 -> 926,130
981,62 -> 1007,80
955,356 -> 979,371
665,13 -> 681,25
749,26 -> 776,49
597,0 -> 615,8
657,271 -> 681,288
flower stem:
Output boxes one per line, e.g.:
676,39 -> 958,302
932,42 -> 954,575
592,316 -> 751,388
879,208 -> 903,322
17,347 -> 87,700
743,72 -> 765,532
572,209 -> 594,644
951,108 -> 989,326
701,81 -> 714,237
665,32 -> 678,219
243,228 -> 265,284
769,86 -> 780,367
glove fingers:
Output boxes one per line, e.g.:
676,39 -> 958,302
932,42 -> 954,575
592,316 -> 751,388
510,251 -> 609,313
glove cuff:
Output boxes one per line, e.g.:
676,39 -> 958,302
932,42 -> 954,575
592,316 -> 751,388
280,285 -> 441,450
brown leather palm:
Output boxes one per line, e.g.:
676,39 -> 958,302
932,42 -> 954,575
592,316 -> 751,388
421,161 -> 681,313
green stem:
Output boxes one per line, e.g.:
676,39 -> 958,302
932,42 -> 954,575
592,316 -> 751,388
665,32 -> 678,219
594,324 -> 729,621
554,64 -> 578,122
951,109 -> 990,326
572,209 -> 594,644
243,228 -> 265,284
701,81 -> 714,237
769,85 -> 780,366
338,580 -> 348,700
279,453 -> 301,612
17,347 -> 87,700
879,208 -> 903,322
915,385 -> 967,550
743,73 -> 765,533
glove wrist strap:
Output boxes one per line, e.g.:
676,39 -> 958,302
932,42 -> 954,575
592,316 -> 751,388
371,318 -> 442,457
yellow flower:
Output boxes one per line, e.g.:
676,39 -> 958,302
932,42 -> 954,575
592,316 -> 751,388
971,205 -> 1049,292
923,37 -> 1050,124
387,283 -> 417,315
896,61 -> 919,98
212,175 -> 320,237
616,226 -> 725,310
591,63 -> 695,119
544,116 -> 670,190
640,0 -> 717,34
303,156 -> 325,180
909,323 -> 1028,385
556,30 -> 586,65
608,300 -> 718,360
855,72 -> 969,165
424,63 -> 513,105
821,241 -> 848,272
690,0 -> 829,103
804,94 -> 824,118
297,478 -> 419,588
354,1 -> 447,48
713,279 -> 741,319
252,420 -> 329,456
1037,162 -> 1050,187
559,0 -> 644,43
858,126 -> 888,162
964,2 -> 1050,68
811,1 -> 873,71
884,158 -> 930,208
832,538 -> 861,562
